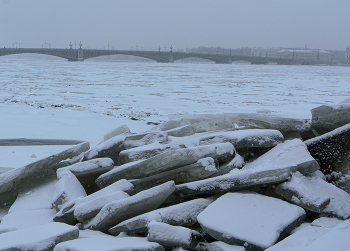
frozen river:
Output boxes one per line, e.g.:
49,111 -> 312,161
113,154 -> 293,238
1,57 -> 349,118
0,56 -> 350,142
0,56 -> 349,167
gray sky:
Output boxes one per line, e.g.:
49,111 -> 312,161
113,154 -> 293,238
0,0 -> 349,51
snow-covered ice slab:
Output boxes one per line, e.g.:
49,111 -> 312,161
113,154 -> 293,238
0,225 -> 16,234
123,132 -> 169,149
52,171 -> 87,210
242,139 -> 319,175
109,197 -> 214,235
311,217 -> 344,228
197,192 -> 305,251
83,135 -> 126,165
0,222 -> 78,251
175,139 -> 317,198
311,103 -> 350,135
147,221 -> 204,250
78,229 -> 115,239
0,142 -> 89,208
102,124 -> 130,143
96,143 -> 235,188
197,241 -> 246,251
276,172 -> 350,219
57,158 -> 114,194
53,236 -> 164,251
53,179 -> 133,224
129,157 -> 218,194
8,178 -> 57,213
198,129 -> 283,150
81,181 -> 175,233
223,113 -> 310,134
300,220 -> 350,251
174,165 -> 292,197
1,208 -> 56,230
265,225 -> 331,251
119,142 -> 185,164
74,190 -> 129,222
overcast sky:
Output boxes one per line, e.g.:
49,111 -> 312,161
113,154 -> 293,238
0,0 -> 349,51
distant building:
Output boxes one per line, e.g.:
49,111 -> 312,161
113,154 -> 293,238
346,47 -> 350,62
276,49 -> 332,62
251,47 -> 280,58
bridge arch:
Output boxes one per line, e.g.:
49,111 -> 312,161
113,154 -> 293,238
0,52 -> 67,61
82,50 -> 170,63
0,48 -> 79,61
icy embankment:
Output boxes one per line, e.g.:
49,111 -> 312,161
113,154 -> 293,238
1,102 -> 350,250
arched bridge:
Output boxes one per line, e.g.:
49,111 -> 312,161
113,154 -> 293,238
0,47 -> 293,65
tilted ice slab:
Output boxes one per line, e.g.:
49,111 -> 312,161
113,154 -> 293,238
0,222 -> 78,251
83,135 -> 126,165
300,220 -> 350,251
96,143 -> 235,188
74,190 -> 130,222
56,158 -> 114,177
53,236 -> 164,251
53,179 -> 133,224
265,225 -> 331,251
0,142 -> 89,208
242,139 -> 319,175
276,172 -> 350,219
147,221 -> 204,250
119,128 -> 282,165
8,178 -> 57,213
197,129 -> 283,150
81,181 -> 175,233
174,139 -> 318,197
197,192 -> 305,251
1,208 -> 57,230
109,197 -> 214,235
52,171 -> 87,211
0,225 -> 16,234
197,241 -> 246,251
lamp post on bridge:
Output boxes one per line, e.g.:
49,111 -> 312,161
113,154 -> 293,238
69,42 -> 73,50
158,46 -> 161,52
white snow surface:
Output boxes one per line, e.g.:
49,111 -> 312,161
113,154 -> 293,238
300,220 -> 350,251
280,172 -> 350,219
210,241 -> 246,251
147,221 -> 198,246
53,236 -> 162,251
57,158 -> 114,177
112,198 -> 213,232
52,171 -> 87,208
74,191 -> 130,221
83,181 -> 175,229
1,209 -> 56,230
265,225 -> 331,251
0,225 -> 16,234
242,139 -> 315,172
0,222 -> 78,251
8,178 -> 57,213
197,192 -> 305,249
311,217 -> 344,228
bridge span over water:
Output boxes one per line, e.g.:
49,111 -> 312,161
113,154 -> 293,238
0,47 -> 294,65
